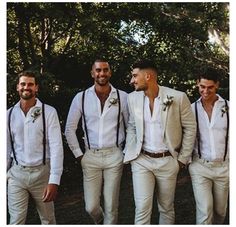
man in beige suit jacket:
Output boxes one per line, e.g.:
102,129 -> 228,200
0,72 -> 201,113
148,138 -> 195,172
123,60 -> 196,224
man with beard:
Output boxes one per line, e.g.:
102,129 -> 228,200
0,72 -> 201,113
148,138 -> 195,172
188,67 -> 229,224
7,71 -> 64,224
65,59 -> 129,224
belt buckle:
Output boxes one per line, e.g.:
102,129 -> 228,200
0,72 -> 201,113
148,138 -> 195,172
162,152 -> 165,157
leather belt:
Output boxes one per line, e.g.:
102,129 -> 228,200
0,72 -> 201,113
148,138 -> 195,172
141,150 -> 172,158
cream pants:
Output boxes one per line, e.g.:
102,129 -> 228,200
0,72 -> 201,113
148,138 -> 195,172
81,147 -> 123,224
7,162 -> 56,224
189,158 -> 229,224
131,153 -> 179,224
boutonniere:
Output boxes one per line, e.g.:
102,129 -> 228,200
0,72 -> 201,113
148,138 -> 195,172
31,107 -> 42,123
108,98 -> 119,108
221,105 -> 228,117
162,95 -> 174,111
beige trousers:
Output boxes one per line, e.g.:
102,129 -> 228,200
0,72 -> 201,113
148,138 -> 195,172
131,153 -> 179,224
7,162 -> 56,224
81,147 -> 123,224
189,157 -> 229,224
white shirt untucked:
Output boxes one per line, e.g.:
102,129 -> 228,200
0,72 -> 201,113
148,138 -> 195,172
65,85 -> 129,158
7,99 -> 64,185
192,95 -> 229,162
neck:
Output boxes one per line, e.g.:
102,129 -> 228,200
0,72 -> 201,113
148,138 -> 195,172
144,83 -> 159,100
201,95 -> 218,107
95,83 -> 111,95
20,98 -> 37,115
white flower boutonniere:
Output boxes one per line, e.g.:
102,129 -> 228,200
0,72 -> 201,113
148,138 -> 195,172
162,95 -> 174,111
108,98 -> 119,108
221,105 -> 228,117
31,107 -> 42,123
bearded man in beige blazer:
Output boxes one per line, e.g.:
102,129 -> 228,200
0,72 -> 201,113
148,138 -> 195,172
123,60 -> 196,224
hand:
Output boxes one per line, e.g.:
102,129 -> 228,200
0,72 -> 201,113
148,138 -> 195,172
77,155 -> 83,163
42,184 -> 58,202
178,160 -> 186,170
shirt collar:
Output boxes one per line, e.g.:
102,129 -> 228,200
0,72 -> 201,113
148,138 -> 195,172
143,85 -> 161,100
88,84 -> 116,95
15,98 -> 42,108
196,94 -> 225,103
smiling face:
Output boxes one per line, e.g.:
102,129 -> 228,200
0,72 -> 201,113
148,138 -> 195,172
17,76 -> 38,100
197,78 -> 219,102
91,61 -> 112,86
130,68 -> 148,91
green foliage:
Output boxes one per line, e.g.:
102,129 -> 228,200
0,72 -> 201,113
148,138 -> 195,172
7,2 -> 229,114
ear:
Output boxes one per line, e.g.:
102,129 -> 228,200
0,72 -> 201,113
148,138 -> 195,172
196,79 -> 200,87
35,84 -> 39,93
215,81 -> 219,89
16,83 -> 19,92
145,72 -> 151,81
91,70 -> 94,78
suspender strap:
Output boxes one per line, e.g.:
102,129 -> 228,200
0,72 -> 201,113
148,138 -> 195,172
82,90 -> 90,149
116,89 -> 121,147
82,89 -> 121,149
223,100 -> 229,161
8,104 -> 46,165
42,103 -> 46,165
195,100 -> 229,161
195,102 -> 201,158
8,107 -> 18,165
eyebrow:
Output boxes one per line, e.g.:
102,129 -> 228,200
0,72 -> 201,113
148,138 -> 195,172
19,82 -> 35,85
199,84 -> 215,88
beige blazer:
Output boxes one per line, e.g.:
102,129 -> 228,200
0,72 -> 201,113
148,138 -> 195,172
123,86 -> 196,164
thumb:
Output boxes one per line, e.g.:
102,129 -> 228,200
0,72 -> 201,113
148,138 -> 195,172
42,187 -> 48,201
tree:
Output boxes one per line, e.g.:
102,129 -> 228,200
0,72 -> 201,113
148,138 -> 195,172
7,2 -> 229,112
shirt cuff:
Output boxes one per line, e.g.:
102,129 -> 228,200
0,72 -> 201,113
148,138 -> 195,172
49,174 -> 61,185
72,148 -> 84,158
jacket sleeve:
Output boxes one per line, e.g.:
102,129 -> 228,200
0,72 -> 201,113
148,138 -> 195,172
177,93 -> 197,164
123,94 -> 137,154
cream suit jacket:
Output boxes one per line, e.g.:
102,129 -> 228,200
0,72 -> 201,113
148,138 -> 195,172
123,86 -> 196,164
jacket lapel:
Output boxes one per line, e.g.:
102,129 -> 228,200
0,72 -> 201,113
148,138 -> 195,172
134,91 -> 144,140
159,87 -> 169,134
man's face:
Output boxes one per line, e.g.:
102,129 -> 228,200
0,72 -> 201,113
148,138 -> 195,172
197,78 -> 219,101
17,76 -> 38,100
91,62 -> 112,86
130,68 -> 148,91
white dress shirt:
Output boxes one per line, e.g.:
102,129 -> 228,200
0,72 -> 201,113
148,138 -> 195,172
7,99 -> 64,185
65,85 -> 129,158
192,95 -> 229,161
142,96 -> 168,153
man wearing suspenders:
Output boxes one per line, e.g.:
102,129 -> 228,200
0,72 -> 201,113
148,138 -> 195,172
7,71 -> 64,224
189,67 -> 229,224
65,59 -> 129,224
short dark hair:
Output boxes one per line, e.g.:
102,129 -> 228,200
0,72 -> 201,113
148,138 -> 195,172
197,67 -> 220,83
94,58 -> 108,63
18,71 -> 38,84
132,59 -> 158,74
92,59 -> 111,69
93,59 -> 109,65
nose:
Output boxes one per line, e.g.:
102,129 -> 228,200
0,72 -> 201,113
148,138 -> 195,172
130,77 -> 134,85
24,84 -> 30,89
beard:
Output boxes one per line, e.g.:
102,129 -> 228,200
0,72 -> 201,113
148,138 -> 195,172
134,83 -> 147,92
95,76 -> 110,86
19,89 -> 36,100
